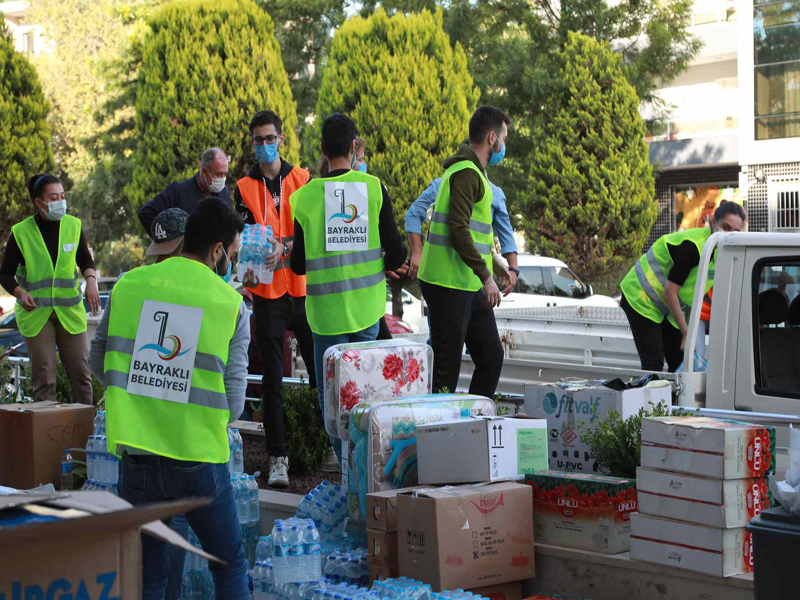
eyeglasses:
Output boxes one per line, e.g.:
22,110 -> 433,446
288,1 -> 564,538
252,135 -> 279,146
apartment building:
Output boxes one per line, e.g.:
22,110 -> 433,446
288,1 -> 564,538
1,1 -> 44,57
646,0 -> 800,243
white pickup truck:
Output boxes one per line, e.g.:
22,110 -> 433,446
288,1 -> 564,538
459,232 -> 800,466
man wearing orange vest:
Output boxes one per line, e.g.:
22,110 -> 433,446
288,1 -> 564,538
234,110 -> 316,488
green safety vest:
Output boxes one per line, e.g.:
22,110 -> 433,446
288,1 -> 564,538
418,161 -> 494,291
621,227 -> 715,328
291,170 -> 385,336
103,257 -> 241,463
11,215 -> 86,338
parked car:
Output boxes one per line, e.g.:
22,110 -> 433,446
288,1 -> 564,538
497,255 -> 617,309
0,307 -> 25,357
386,287 -> 426,333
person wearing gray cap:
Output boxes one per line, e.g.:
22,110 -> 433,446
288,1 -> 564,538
137,148 -> 230,235
146,208 -> 188,263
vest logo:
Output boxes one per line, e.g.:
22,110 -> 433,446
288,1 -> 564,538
137,311 -> 190,361
324,181 -> 369,252
1,572 -> 119,600
128,300 -> 203,404
328,189 -> 363,223
470,493 -> 504,515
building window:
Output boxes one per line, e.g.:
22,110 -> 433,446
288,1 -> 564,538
753,0 -> 800,140
24,31 -> 34,57
768,175 -> 800,231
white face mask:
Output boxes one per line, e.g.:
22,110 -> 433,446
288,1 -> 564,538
206,171 -> 226,194
43,199 -> 67,221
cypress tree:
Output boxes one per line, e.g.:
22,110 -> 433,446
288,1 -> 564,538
523,32 -> 657,289
312,8 -> 479,227
127,0 -> 298,216
0,25 -> 54,242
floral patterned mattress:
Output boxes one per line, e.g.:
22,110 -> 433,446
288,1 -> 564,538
323,339 -> 433,440
347,394 -> 496,524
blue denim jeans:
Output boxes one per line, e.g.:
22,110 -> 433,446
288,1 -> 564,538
165,515 -> 188,600
119,453 -> 248,600
313,320 -> 380,461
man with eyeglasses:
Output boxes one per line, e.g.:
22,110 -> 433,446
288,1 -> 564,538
138,147 -> 230,235
233,110 -> 315,489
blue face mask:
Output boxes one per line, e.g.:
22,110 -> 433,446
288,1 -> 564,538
488,141 -> 505,167
357,163 -> 368,173
255,142 -> 279,164
217,247 -> 232,282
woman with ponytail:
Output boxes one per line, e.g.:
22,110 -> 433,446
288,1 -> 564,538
0,174 -> 100,404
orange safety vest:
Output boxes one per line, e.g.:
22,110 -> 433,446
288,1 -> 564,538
237,167 -> 310,299
701,287 -> 713,322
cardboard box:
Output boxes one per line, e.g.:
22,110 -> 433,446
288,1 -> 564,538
0,401 -> 95,489
397,482 -> 535,591
0,491 -> 217,598
636,467 -> 772,528
366,486 -> 432,532
369,563 -> 399,584
630,513 -> 753,577
417,416 -> 548,485
470,581 -> 522,600
524,382 -> 672,474
525,470 -> 637,554
368,529 -> 398,566
640,417 -> 776,479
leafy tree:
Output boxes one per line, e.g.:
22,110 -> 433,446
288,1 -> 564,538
26,1 -> 158,186
126,0 -> 299,217
312,8 -> 479,316
258,1 -> 348,147
360,1 -> 700,245
96,234 -> 146,277
524,33 -> 656,288
0,24 -> 54,242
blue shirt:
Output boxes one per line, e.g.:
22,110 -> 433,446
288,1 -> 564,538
404,178 -> 518,255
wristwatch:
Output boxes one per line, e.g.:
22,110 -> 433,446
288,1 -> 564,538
283,244 -> 290,257
508,267 -> 520,276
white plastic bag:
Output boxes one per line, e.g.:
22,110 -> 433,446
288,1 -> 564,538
769,426 -> 800,514
676,349 -> 708,373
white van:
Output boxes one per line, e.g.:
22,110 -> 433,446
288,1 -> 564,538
499,255 -> 617,309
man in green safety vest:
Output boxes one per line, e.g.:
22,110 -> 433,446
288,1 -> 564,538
290,112 -> 408,460
88,197 -> 250,599
418,106 -> 510,397
620,201 -> 746,372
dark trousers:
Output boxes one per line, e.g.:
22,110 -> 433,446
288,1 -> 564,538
253,293 -> 317,457
620,293 -> 683,372
420,281 -> 503,398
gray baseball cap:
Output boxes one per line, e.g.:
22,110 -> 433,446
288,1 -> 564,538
147,208 -> 188,256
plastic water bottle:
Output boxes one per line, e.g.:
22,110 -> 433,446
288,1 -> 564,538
287,526 -> 305,581
310,501 -> 325,529
227,428 -> 235,473
333,557 -> 348,586
321,507 -> 337,542
85,435 -> 95,481
60,449 -> 74,490
233,429 -> 244,474
358,559 -> 369,587
304,525 -> 322,580
273,525 -> 288,583
248,474 -> 261,523
93,410 -> 103,436
297,494 -> 314,520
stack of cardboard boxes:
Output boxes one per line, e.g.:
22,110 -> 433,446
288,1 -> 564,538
360,415 -> 548,597
630,416 -> 775,577
524,381 -> 671,474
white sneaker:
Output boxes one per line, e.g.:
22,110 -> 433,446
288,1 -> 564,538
268,456 -> 289,489
320,447 -> 340,473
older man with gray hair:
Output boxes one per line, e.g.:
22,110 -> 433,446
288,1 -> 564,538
138,147 -> 230,235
